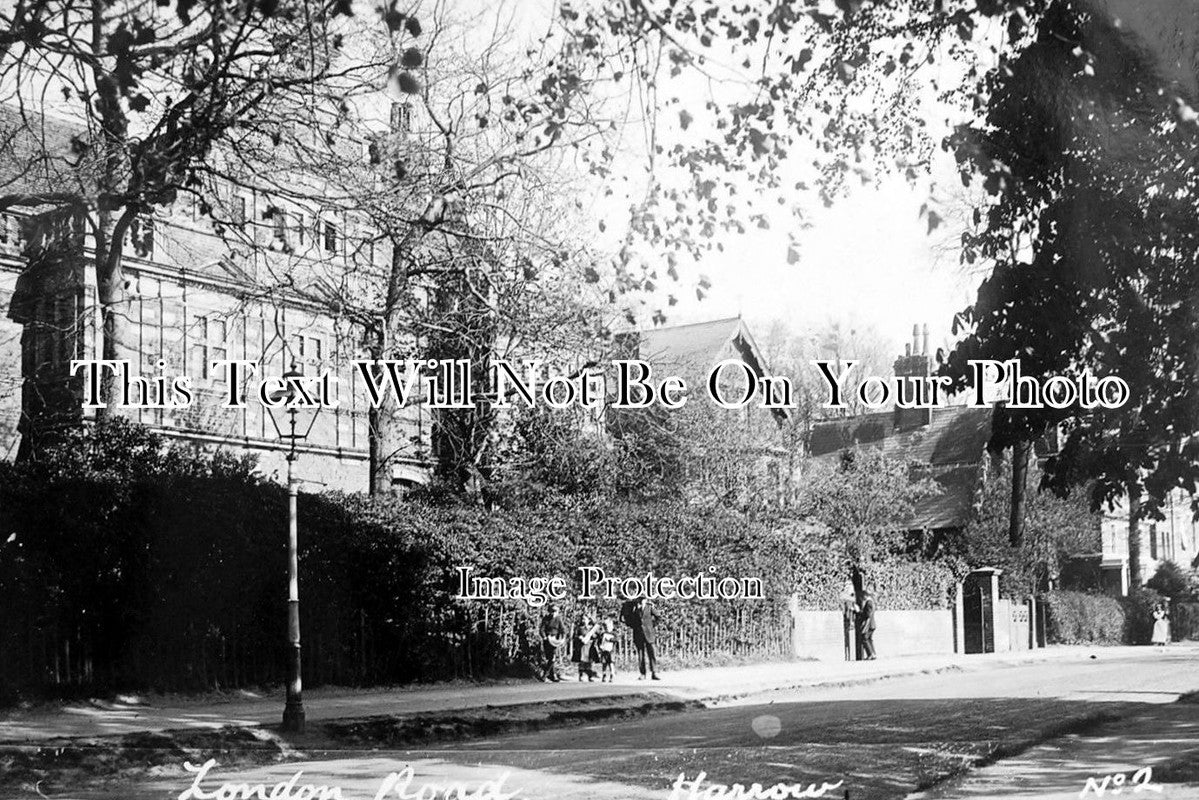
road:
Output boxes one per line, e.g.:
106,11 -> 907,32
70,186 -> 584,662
41,649 -> 1199,800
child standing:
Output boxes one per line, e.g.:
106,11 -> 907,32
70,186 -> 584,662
598,618 -> 617,682
572,614 -> 600,681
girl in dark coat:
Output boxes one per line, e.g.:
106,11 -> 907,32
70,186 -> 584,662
571,613 -> 600,681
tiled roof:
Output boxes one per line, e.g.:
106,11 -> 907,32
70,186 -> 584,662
0,104 -> 95,198
619,316 -> 781,382
616,317 -> 787,423
809,405 -> 994,530
633,317 -> 747,373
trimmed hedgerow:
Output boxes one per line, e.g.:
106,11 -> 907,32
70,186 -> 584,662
1043,590 -> 1126,644
0,436 -> 807,700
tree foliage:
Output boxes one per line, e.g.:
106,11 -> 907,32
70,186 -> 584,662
940,3 -> 1199,527
562,1 -> 1199,577
795,448 -> 938,572
952,453 -> 1100,597
0,0 -> 409,408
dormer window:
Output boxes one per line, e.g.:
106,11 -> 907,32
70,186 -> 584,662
323,220 -> 339,253
390,102 -> 412,133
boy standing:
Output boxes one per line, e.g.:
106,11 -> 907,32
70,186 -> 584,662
598,618 -> 617,682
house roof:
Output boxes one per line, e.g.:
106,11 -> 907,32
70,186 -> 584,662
617,317 -> 788,423
0,104 -> 96,200
634,317 -> 749,372
809,405 -> 994,530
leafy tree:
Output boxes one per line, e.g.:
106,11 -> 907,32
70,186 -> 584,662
493,407 -> 620,499
952,453 -> 1101,597
938,3 -> 1199,586
216,2 -> 622,494
1146,561 -> 1199,603
559,2 -> 1199,588
795,448 -> 938,584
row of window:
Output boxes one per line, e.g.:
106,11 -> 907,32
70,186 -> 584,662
266,208 -> 342,254
0,189 -> 384,270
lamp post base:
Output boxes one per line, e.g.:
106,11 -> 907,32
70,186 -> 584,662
282,701 -> 305,733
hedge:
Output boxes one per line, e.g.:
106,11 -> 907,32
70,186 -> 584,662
0,420 -> 968,702
1043,589 -> 1171,645
1170,601 -> 1199,641
0,461 -> 816,701
1043,591 -> 1125,644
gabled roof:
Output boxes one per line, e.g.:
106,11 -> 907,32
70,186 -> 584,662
616,317 -> 787,423
809,405 -> 993,530
633,317 -> 747,371
619,316 -> 776,377
810,406 -> 992,465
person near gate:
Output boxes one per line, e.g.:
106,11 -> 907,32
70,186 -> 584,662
839,579 -> 857,661
621,595 -> 660,680
857,589 -> 877,660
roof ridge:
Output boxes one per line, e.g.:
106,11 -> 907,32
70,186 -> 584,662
639,316 -> 741,333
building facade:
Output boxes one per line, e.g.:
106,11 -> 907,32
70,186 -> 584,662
0,108 -> 433,491
1097,493 -> 1199,594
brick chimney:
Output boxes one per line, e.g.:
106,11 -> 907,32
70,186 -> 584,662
893,323 -> 933,430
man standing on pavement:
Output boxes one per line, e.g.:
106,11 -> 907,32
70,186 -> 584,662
622,595 -> 660,680
858,589 -> 877,660
840,579 -> 857,661
540,603 -> 567,682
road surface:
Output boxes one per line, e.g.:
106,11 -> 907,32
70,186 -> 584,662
38,649 -> 1199,800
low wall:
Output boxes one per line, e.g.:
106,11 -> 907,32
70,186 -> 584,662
874,609 -> 956,657
790,605 -> 955,661
790,609 -> 849,661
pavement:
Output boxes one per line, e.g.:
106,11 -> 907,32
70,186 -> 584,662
89,644 -> 1199,800
0,643 -> 1180,742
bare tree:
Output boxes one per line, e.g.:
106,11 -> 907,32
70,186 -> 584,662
231,2 -> 623,493
0,0 -> 407,420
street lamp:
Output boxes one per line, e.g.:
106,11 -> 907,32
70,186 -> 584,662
265,363 -> 321,734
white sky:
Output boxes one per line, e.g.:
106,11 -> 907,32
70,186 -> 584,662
486,0 -> 997,360
646,162 -> 983,358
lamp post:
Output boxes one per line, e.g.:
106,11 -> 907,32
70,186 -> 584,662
265,364 -> 321,734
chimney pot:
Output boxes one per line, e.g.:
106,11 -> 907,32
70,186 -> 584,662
921,324 -> 929,356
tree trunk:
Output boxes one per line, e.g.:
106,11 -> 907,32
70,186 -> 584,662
1008,440 -> 1031,546
93,56 -> 135,416
94,225 -> 134,418
366,204 -> 444,495
368,393 -> 403,494
366,321 -> 403,496
1127,489 -> 1142,590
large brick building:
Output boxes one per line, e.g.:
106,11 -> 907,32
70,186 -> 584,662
0,105 -> 433,491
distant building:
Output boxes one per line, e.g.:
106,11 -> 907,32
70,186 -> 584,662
609,316 -> 789,498
809,324 -> 1197,597
1092,494 -> 1199,594
808,325 -> 993,537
